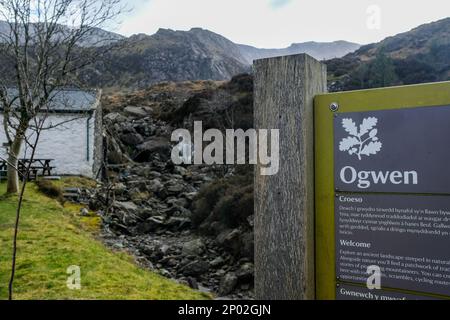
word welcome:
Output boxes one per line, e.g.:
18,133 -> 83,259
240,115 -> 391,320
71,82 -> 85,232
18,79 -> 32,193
171,121 -> 279,176
340,166 -> 419,189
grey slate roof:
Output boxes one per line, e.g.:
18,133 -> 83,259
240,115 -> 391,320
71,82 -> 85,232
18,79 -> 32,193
0,88 -> 99,113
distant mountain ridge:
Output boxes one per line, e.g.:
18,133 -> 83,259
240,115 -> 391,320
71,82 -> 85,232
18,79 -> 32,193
1,17 -> 449,90
82,27 -> 360,88
0,20 -> 360,88
238,40 -> 360,64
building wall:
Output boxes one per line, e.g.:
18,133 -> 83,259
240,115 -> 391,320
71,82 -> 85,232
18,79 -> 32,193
0,112 -> 97,177
93,102 -> 104,179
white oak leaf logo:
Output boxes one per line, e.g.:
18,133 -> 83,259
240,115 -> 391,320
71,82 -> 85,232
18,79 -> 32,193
340,117 -> 382,160
342,118 -> 359,136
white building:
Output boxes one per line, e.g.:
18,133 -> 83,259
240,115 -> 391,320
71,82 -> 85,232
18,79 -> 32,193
0,89 -> 103,178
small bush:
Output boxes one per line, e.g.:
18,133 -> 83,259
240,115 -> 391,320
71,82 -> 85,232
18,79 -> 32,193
214,185 -> 253,228
192,166 -> 253,230
192,179 -> 229,226
36,179 -> 64,203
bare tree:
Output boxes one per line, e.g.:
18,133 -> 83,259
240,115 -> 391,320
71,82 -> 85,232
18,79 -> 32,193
0,0 -> 124,194
7,106 -> 47,300
0,0 -> 124,300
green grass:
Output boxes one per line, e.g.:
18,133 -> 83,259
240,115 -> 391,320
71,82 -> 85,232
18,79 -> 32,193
0,182 -> 210,300
51,176 -> 98,190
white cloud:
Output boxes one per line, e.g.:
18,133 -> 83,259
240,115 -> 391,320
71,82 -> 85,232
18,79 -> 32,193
117,0 -> 450,48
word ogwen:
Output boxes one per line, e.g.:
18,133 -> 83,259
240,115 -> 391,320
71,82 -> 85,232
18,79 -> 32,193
339,166 -> 418,189
171,121 -> 279,176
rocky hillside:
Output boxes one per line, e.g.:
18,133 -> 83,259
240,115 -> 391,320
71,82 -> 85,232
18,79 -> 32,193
327,17 -> 450,91
82,75 -> 255,299
81,28 -> 358,89
84,28 -> 250,88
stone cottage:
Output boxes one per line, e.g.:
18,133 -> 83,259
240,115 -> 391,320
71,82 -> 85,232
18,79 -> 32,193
0,89 -> 103,178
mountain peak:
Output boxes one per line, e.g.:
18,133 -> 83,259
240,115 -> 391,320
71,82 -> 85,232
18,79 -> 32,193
189,27 -> 206,32
155,28 -> 176,35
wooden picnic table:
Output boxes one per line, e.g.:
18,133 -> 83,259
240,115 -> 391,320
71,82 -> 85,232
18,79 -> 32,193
0,159 -> 55,180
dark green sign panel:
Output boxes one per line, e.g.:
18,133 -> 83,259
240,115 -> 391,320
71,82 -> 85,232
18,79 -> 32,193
315,81 -> 450,300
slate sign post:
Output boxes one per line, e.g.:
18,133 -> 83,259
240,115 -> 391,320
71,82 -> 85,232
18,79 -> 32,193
315,81 -> 450,300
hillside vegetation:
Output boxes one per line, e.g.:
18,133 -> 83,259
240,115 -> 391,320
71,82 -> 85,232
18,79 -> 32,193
95,74 -> 255,298
0,182 -> 209,300
327,17 -> 450,91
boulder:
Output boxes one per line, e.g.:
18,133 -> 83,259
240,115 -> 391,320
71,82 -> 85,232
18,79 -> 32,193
166,217 -> 191,231
107,136 -> 128,164
134,137 -> 171,163
104,112 -> 126,123
215,229 -> 242,257
119,122 -> 137,134
129,190 -> 150,203
174,166 -> 188,176
138,216 -> 166,233
210,256 -> 225,268
120,132 -> 144,146
182,192 -> 198,201
149,244 -> 170,261
149,179 -> 164,193
142,106 -> 154,114
124,106 -> 149,118
110,222 -> 132,235
181,260 -> 209,276
219,272 -> 238,296
159,269 -> 172,278
167,184 -> 185,194
159,244 -> 170,255
236,263 -> 254,283
113,201 -> 138,212
166,197 -> 189,208
182,239 -> 206,256
136,208 -> 156,220
134,166 -> 153,178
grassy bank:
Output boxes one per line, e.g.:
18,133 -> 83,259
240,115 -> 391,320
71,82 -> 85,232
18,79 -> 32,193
0,182 -> 209,300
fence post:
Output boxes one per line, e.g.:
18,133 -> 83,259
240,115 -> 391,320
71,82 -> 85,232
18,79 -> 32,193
253,54 -> 327,300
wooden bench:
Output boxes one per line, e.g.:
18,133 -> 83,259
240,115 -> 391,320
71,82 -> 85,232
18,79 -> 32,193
0,159 -> 55,181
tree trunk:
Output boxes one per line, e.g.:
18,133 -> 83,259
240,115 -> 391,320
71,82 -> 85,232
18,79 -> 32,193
6,135 -> 24,194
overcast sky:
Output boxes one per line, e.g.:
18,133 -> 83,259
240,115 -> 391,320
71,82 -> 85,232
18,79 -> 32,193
115,0 -> 450,48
